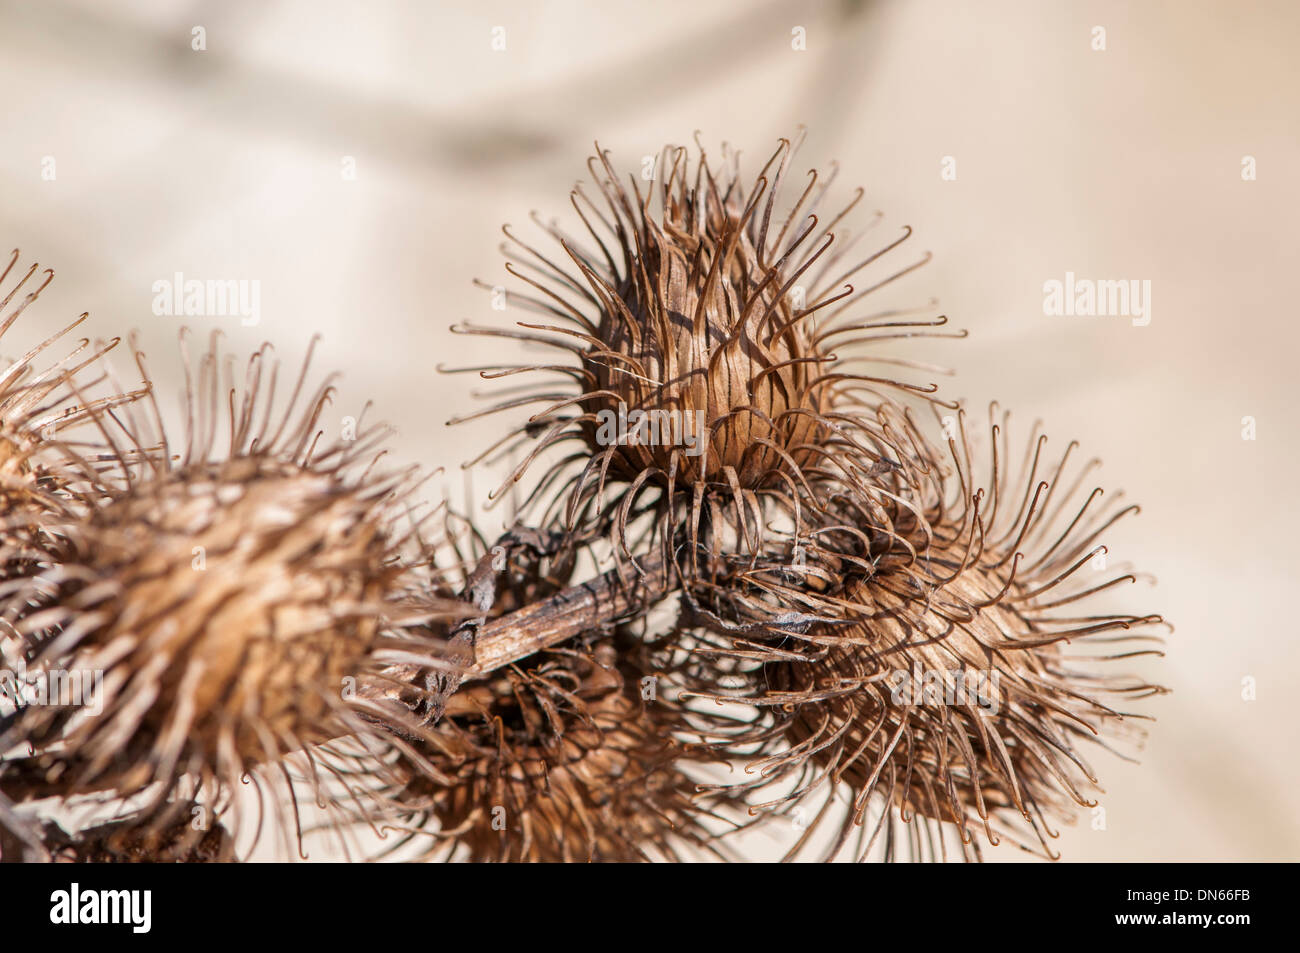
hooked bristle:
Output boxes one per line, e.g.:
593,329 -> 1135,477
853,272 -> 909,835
0,332 -> 466,860
0,248 -> 147,536
449,135 -> 958,624
386,640 -> 736,862
683,404 -> 1167,861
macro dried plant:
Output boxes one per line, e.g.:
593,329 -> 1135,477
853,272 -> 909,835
0,133 -> 1167,864
682,404 -> 1167,860
0,250 -> 152,855
0,332 -> 465,861
382,638 -> 739,862
448,132 -> 960,622
0,250 -> 147,526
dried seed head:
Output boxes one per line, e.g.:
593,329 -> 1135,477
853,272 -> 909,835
0,249 -> 146,520
0,333 -> 462,859
33,458 -> 397,745
450,135 -> 955,577
393,641 -> 728,862
574,156 -> 829,491
690,406 -> 1167,861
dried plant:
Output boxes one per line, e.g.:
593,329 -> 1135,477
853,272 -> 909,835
0,250 -> 147,547
21,813 -> 233,863
682,404 -> 1166,860
0,132 -> 1168,863
448,133 -> 958,617
0,333 -> 464,860
383,639 -> 736,862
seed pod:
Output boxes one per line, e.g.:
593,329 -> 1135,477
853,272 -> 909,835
448,135 -> 957,602
390,640 -> 734,862
0,332 -> 465,860
689,406 -> 1167,861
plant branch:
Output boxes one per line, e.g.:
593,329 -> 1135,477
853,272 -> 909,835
361,548 -> 670,726
470,553 -> 668,674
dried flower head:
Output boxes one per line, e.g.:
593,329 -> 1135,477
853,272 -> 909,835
0,332 -> 463,860
389,640 -> 731,862
689,405 -> 1167,860
449,134 -> 958,597
0,249 -> 145,522
0,128 -> 1170,867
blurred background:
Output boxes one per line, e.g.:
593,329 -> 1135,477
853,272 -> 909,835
1,0 -> 1296,861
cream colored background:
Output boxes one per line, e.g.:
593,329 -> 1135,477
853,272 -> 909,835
1,0 -> 1296,861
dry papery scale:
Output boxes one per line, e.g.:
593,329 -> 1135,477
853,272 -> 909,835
0,132 -> 1168,863
0,331 -> 468,861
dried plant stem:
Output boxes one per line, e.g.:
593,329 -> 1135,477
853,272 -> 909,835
469,554 -> 668,675
360,551 -> 669,727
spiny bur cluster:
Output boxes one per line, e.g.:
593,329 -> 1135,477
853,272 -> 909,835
1,133 -> 1167,863
439,135 -> 1165,862
1,327 -> 464,861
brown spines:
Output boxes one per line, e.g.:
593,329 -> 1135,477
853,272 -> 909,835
0,250 -> 148,537
0,131 -> 1168,863
449,135 -> 950,587
434,136 -> 1165,863
0,334 -> 466,860
9,458 -> 402,768
577,146 -> 830,492
688,406 -> 1166,860
392,641 -> 728,863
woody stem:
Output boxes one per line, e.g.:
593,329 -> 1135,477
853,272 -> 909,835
467,553 -> 669,676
